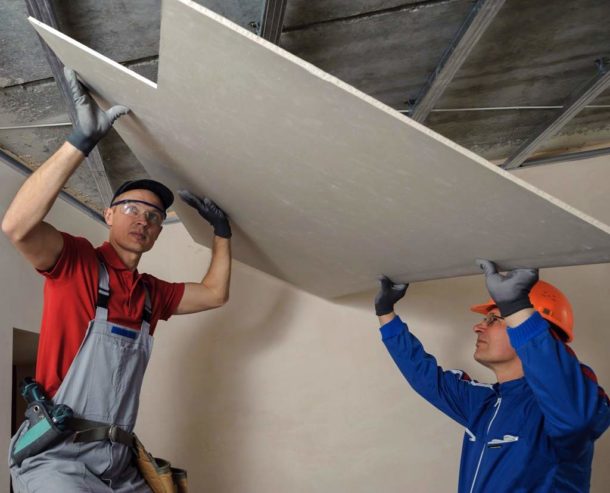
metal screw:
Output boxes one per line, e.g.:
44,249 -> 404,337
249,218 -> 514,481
595,57 -> 609,73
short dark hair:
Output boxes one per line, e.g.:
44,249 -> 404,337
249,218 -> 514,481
111,179 -> 174,212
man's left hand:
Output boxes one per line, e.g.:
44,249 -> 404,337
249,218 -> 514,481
178,190 -> 232,238
476,259 -> 538,317
375,275 -> 409,316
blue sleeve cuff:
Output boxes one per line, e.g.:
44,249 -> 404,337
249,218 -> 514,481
380,315 -> 408,341
507,311 -> 550,349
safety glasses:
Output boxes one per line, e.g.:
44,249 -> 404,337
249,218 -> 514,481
481,313 -> 505,328
110,200 -> 166,226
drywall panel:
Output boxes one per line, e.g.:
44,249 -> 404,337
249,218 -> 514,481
29,0 -> 610,298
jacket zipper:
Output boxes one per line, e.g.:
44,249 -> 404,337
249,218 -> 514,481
468,396 -> 502,493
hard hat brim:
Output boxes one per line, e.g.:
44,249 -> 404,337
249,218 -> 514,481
470,300 -> 497,315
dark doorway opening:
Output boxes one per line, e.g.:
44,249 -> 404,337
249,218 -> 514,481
11,328 -> 38,493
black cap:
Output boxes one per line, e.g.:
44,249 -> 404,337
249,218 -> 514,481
111,179 -> 174,212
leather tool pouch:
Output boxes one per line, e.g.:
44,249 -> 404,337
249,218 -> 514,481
134,434 -> 188,493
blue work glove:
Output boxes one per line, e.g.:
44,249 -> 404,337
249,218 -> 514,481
476,259 -> 538,317
374,275 -> 408,316
64,67 -> 129,156
178,190 -> 232,239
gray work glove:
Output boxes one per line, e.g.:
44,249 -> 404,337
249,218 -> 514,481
178,190 -> 232,239
64,67 -> 129,156
476,259 -> 538,317
374,275 -> 409,316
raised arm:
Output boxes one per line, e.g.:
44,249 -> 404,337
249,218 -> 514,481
377,276 -> 487,427
1,68 -> 128,270
174,191 -> 232,314
2,143 -> 81,270
477,259 -> 610,439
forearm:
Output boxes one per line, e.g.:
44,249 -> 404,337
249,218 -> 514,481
200,236 -> 231,304
510,312 -> 609,436
2,142 -> 84,241
505,307 -> 534,327
378,312 -> 396,326
381,316 -> 473,426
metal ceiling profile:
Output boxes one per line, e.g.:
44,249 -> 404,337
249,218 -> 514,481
258,0 -> 288,45
0,146 -> 105,224
24,0 -> 114,206
409,0 -> 506,123
503,58 -> 610,170
520,145 -> 610,168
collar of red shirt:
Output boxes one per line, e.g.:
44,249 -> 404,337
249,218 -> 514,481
98,242 -> 139,274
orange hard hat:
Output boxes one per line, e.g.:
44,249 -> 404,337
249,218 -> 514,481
470,280 -> 574,342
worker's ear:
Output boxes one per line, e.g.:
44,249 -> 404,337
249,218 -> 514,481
104,207 -> 113,226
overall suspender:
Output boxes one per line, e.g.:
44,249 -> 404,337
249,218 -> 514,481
70,261 -> 152,448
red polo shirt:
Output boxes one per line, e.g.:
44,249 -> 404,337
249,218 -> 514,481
35,232 -> 185,398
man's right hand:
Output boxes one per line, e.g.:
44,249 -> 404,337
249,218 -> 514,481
375,275 -> 408,317
65,67 -> 129,156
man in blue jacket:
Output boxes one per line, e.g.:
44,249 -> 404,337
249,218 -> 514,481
376,259 -> 609,492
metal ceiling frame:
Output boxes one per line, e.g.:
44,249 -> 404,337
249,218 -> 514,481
258,0 -> 288,44
0,147 -> 105,224
504,58 -> 610,170
24,0 -> 115,206
520,145 -> 610,168
409,0 -> 506,123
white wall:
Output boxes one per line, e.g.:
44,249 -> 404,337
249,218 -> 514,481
1,154 -> 609,492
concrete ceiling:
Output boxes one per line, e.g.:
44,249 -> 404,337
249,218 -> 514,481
1,0 -> 610,217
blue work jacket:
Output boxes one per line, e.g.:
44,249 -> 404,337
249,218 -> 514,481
381,312 -> 610,492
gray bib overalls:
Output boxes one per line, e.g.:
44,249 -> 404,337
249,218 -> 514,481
9,261 -> 153,492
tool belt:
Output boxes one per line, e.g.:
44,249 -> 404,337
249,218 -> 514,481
12,376 -> 188,492
71,421 -> 188,493
14,414 -> 188,492
70,417 -> 135,447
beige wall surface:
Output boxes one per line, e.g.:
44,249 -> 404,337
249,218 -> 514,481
137,231 -> 610,493
1,155 -> 609,492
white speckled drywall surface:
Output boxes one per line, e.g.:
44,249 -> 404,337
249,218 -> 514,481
30,0 -> 610,297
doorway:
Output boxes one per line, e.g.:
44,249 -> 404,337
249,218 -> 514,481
11,328 -> 38,493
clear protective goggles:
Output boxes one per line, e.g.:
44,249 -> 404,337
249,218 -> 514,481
110,199 -> 166,226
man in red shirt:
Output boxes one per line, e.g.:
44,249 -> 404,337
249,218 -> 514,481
2,68 -> 232,492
